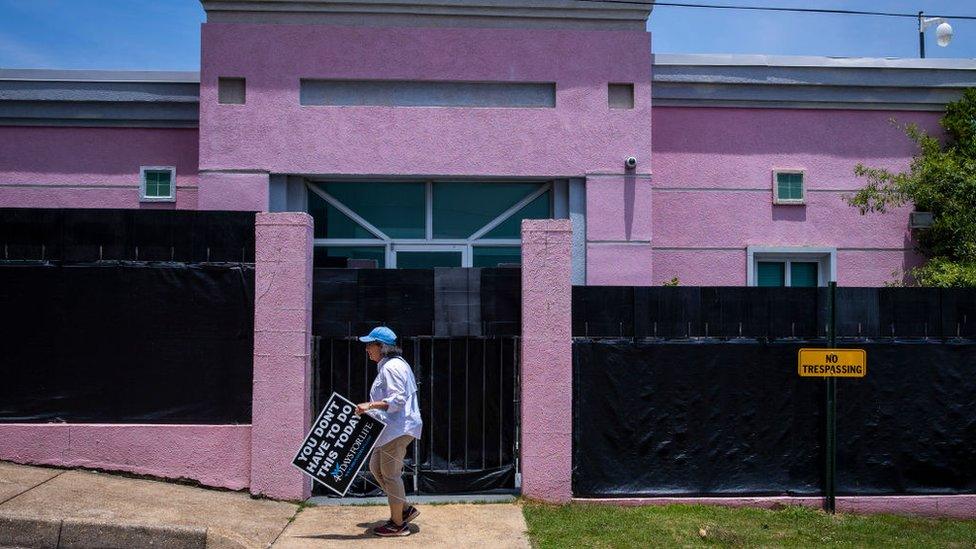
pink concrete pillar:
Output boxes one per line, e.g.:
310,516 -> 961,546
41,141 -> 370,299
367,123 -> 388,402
520,219 -> 573,503
251,212 -> 313,500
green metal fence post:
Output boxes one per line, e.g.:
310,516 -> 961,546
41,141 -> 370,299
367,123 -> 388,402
826,281 -> 837,513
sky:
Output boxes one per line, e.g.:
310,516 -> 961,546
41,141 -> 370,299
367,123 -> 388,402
0,0 -> 974,70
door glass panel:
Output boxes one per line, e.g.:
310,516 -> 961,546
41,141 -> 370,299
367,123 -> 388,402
432,182 -> 542,238
790,262 -> 819,287
757,261 -> 785,287
473,246 -> 521,267
308,189 -> 375,239
396,251 -> 462,269
314,246 -> 386,268
321,182 -> 425,239
482,191 -> 552,239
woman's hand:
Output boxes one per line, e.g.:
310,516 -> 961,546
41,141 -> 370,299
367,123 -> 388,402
355,402 -> 371,416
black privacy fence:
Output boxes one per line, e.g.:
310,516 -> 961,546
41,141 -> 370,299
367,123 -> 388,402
0,262 -> 254,424
571,286 -> 976,498
310,267 -> 523,495
312,267 -> 521,337
0,208 -> 256,263
313,336 -> 519,496
572,286 -> 976,339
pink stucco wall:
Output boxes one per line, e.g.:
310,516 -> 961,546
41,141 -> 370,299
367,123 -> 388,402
198,171 -> 269,211
0,127 -> 201,210
520,219 -> 573,503
586,175 -> 653,242
0,213 -> 316,500
251,212 -> 314,500
586,106 -> 944,286
199,24 -> 651,178
0,424 -> 251,490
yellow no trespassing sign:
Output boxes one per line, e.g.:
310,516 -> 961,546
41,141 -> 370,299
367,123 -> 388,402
798,348 -> 867,378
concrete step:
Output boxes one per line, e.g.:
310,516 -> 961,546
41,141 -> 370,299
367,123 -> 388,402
0,512 -> 209,549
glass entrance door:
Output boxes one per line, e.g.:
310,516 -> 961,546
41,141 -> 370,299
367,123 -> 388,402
392,245 -> 467,269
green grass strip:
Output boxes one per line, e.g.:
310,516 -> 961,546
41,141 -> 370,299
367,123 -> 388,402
522,502 -> 976,548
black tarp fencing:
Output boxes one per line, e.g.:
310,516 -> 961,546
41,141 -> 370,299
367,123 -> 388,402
0,262 -> 254,424
310,267 -> 522,495
835,340 -> 976,495
572,286 -> 976,498
574,339 -> 824,497
0,208 -> 256,263
573,286 -> 976,339
312,267 -> 520,337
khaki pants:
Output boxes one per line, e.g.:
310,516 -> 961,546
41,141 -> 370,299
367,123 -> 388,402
368,435 -> 412,503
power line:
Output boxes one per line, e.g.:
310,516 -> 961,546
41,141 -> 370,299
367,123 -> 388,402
576,0 -> 976,21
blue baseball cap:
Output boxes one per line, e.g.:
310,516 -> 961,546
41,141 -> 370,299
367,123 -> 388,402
359,326 -> 397,345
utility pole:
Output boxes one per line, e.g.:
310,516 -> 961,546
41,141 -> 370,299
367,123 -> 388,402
919,11 -> 926,58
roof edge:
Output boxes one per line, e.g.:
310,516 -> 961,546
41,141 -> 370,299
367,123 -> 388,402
0,69 -> 201,83
653,53 -> 976,71
200,0 -> 652,30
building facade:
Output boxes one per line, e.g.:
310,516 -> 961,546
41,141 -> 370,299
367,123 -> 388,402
3,1 -> 976,512
2,1 -> 973,287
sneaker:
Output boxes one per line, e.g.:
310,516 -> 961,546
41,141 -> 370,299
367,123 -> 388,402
373,520 -> 410,537
402,505 -> 420,523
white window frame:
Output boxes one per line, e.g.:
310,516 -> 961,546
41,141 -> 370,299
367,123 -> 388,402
306,180 -> 553,268
772,169 -> 806,205
747,246 -> 836,287
139,166 -> 176,202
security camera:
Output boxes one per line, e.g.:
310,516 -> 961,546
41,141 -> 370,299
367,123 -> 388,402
625,156 -> 638,170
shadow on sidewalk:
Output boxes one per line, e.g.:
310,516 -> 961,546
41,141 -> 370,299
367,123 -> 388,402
294,520 -> 421,540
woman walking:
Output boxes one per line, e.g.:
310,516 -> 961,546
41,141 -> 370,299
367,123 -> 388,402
355,326 -> 423,537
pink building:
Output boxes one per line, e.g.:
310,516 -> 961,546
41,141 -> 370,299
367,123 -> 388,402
3,1 -> 971,287
2,0 -> 976,512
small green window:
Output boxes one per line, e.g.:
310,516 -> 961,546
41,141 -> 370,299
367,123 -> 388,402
757,262 -> 785,287
790,262 -> 818,287
141,168 -> 174,201
775,172 -> 804,203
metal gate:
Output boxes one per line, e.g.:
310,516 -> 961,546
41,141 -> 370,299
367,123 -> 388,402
312,335 -> 521,496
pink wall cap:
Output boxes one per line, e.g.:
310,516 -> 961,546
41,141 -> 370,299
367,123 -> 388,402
256,212 -> 313,227
522,219 -> 572,232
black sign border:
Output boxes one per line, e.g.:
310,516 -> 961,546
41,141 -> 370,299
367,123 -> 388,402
291,391 -> 387,497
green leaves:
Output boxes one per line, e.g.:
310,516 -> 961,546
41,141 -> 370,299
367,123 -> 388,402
849,90 -> 976,287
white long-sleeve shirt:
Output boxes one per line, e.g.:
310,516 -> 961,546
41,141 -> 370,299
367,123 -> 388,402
369,356 -> 423,448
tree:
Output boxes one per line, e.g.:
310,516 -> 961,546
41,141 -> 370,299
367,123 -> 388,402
848,89 -> 976,287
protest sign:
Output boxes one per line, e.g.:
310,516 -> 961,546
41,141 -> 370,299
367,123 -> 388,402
292,392 -> 386,496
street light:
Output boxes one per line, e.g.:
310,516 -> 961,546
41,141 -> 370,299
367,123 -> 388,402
919,11 -> 953,58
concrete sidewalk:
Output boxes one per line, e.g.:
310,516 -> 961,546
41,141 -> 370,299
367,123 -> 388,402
0,461 -> 530,548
